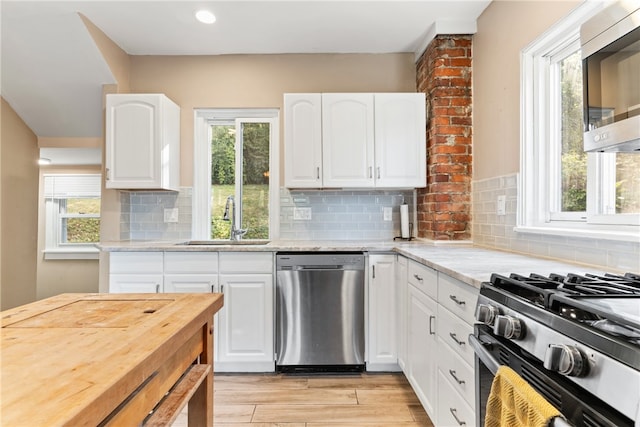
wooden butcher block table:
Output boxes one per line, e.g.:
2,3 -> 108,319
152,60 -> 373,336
1,293 -> 223,427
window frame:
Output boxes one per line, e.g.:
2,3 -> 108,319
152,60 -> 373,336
43,174 -> 101,259
193,109 -> 280,240
517,1 -> 639,242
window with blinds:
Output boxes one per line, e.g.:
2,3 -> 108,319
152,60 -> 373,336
43,174 -> 101,258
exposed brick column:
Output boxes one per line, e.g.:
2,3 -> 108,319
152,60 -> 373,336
416,35 -> 472,241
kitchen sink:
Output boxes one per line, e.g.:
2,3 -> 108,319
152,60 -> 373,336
181,240 -> 270,246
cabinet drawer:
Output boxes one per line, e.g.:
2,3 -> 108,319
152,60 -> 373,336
407,260 -> 437,300
437,305 -> 475,366
164,252 -> 218,274
438,339 -> 476,407
110,252 -> 163,274
437,370 -> 476,427
219,252 -> 273,274
438,274 -> 478,325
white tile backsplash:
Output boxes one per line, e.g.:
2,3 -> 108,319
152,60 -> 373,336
472,174 -> 639,272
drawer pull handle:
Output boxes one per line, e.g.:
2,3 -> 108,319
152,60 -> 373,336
450,408 -> 466,426
413,274 -> 423,282
429,315 -> 436,335
449,332 -> 465,346
155,284 -> 160,293
449,295 -> 465,306
449,369 -> 465,385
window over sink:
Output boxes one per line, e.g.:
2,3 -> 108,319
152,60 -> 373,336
193,109 -> 279,240
518,1 -> 640,242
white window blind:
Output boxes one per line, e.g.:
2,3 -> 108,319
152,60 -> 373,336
43,174 -> 101,198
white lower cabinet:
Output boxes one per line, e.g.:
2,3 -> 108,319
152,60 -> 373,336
109,252 -> 163,293
436,274 -> 478,426
396,255 -> 408,371
216,252 -> 274,372
108,250 -> 275,372
109,274 -> 163,293
399,257 -> 479,426
407,281 -> 438,419
367,254 -> 400,371
163,251 -> 218,293
437,369 -> 476,427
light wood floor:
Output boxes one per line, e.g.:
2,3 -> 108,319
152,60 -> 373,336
174,372 -> 434,426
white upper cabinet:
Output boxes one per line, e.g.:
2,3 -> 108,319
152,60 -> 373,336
284,92 -> 426,189
284,93 -> 323,188
105,94 -> 180,191
322,93 -> 375,188
374,93 -> 426,188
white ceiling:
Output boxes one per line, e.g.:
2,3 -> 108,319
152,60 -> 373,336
1,0 -> 491,139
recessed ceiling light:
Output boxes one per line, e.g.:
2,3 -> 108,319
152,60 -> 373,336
38,158 -> 52,165
195,9 -> 216,24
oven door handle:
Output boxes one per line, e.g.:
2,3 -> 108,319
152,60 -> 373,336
468,334 -> 500,375
468,334 -> 574,427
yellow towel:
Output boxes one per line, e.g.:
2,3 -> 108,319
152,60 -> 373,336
485,366 -> 563,427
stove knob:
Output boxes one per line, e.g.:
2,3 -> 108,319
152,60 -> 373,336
493,315 -> 524,340
475,304 -> 499,325
543,344 -> 588,377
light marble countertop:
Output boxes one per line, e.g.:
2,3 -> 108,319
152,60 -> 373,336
98,239 -> 608,289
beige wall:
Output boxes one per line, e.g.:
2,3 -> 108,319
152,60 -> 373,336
36,166 -> 101,300
1,98 -> 38,310
473,0 -> 581,180
128,54 -> 417,187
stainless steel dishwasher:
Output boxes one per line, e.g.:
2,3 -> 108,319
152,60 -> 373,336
275,252 -> 365,372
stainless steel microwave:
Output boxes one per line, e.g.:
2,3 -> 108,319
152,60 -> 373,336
581,0 -> 640,152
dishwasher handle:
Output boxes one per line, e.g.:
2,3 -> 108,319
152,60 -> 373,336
297,265 -> 344,270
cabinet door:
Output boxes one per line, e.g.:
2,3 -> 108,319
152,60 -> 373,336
374,93 -> 426,188
217,274 -> 274,368
109,274 -> 163,293
164,274 -> 217,293
322,93 -> 375,187
396,256 -> 408,372
105,94 -> 179,190
367,254 -> 399,371
407,284 -> 438,420
284,94 -> 323,188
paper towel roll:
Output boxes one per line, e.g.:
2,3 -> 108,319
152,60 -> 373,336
400,204 -> 410,239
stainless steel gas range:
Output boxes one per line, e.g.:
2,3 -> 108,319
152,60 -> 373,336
470,272 -> 640,427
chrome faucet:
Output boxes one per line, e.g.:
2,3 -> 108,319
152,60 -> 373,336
223,195 -> 247,240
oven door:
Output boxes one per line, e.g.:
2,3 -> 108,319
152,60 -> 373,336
470,324 -> 633,427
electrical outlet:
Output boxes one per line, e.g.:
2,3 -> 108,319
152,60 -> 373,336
293,207 -> 312,220
496,195 -> 506,216
383,206 -> 392,221
164,208 -> 179,223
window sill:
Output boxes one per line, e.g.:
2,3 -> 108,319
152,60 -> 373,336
514,225 -> 640,243
43,248 -> 100,260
